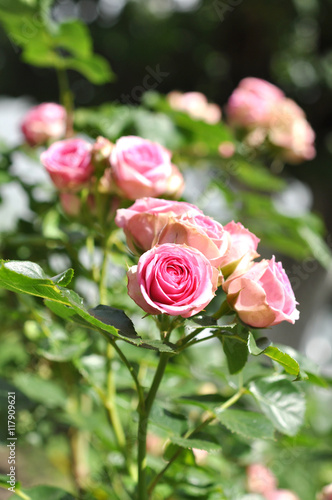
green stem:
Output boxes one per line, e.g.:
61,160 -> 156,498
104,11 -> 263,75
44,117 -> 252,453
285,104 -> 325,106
137,352 -> 171,499
56,67 -> 73,137
105,344 -> 126,450
212,299 -> 232,320
99,247 -> 109,304
148,387 -> 246,495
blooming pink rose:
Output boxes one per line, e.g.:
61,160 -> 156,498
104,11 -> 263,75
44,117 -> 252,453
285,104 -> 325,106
22,103 -> 67,146
227,77 -> 284,128
219,221 -> 260,275
167,91 -> 222,124
127,243 -> 219,318
317,484 -> 332,500
268,98 -> 316,163
110,136 -> 182,200
225,256 -> 299,328
41,138 -> 93,191
115,197 -> 203,254
155,214 -> 230,268
246,464 -> 277,496
265,489 -> 300,500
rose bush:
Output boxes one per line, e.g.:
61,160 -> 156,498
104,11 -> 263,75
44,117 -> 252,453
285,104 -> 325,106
41,138 -> 93,191
127,243 -> 219,317
167,90 -> 222,124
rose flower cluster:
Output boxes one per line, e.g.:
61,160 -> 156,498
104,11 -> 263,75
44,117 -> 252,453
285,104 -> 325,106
227,77 -> 316,163
116,198 -> 299,327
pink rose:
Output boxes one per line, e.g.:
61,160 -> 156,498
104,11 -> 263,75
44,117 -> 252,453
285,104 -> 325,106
219,221 -> 260,275
21,103 -> 66,146
227,77 -> 284,128
317,484 -> 332,500
60,192 -> 95,217
110,136 -> 182,200
41,138 -> 93,191
155,214 -> 230,268
164,164 -> 185,198
225,256 -> 299,328
167,91 -> 222,124
246,464 -> 277,496
115,197 -> 202,254
265,490 -> 300,500
218,141 -> 236,158
127,243 -> 219,318
268,98 -> 316,163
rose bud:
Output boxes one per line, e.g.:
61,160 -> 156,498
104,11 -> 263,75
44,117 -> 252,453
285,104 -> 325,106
317,484 -> 332,500
41,138 -> 93,192
167,91 -> 221,124
155,214 -> 231,268
265,489 -> 300,500
110,135 -> 176,200
21,103 -> 67,146
115,197 -> 203,254
127,243 -> 219,318
59,192 -> 95,217
219,221 -> 260,277
246,464 -> 277,496
227,77 -> 284,128
224,256 -> 299,328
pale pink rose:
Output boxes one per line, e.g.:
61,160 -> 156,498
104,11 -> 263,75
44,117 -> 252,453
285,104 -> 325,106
41,138 -> 93,191
155,214 -> 231,268
167,91 -> 222,124
22,103 -> 66,146
246,464 -> 277,496
192,448 -> 209,465
225,256 -> 299,328
218,141 -> 236,158
127,243 -> 219,318
317,484 -> 332,500
227,77 -> 284,128
265,489 -> 300,500
269,98 -> 316,163
115,197 -> 202,254
110,136 -> 177,200
219,221 -> 260,276
146,433 -> 164,457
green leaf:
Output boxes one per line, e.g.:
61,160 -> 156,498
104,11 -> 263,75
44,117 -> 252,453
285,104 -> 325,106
220,329 -> 248,374
249,376 -> 306,436
216,409 -> 275,440
88,304 -> 138,339
66,54 -> 114,85
38,328 -> 90,362
235,160 -> 286,191
170,435 -> 221,452
54,20 -> 92,59
149,404 -> 187,436
247,332 -> 300,376
12,373 -> 67,408
10,485 -> 76,500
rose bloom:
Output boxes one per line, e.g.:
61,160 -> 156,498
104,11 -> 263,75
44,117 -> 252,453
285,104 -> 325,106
219,221 -> 260,275
265,490 -> 300,500
127,243 -> 219,318
218,141 -> 236,158
268,98 -> 316,163
41,138 -> 93,191
156,214 -> 231,268
115,197 -> 203,254
22,103 -> 66,146
246,464 -> 277,496
224,256 -> 299,328
167,91 -> 222,124
110,136 -> 182,200
317,484 -> 332,500
227,77 -> 284,128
